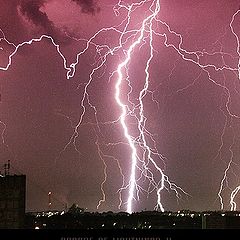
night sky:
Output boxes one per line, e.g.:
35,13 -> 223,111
0,0 -> 240,213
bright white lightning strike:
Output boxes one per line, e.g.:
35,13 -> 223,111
230,186 -> 240,211
115,0 -> 189,213
114,1 -> 162,214
115,0 -> 172,213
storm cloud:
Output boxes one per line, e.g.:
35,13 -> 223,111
18,0 -> 100,38
19,0 -> 55,32
71,0 -> 100,15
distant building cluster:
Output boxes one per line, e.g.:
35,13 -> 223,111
25,208 -> 240,229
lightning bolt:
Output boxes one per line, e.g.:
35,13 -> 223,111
227,9 -> 240,211
230,186 -> 240,211
114,0 -> 189,213
114,1 -> 162,214
1,1 -> 240,213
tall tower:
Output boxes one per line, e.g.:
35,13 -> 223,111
48,191 -> 52,210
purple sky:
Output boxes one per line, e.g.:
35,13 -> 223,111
0,0 -> 240,213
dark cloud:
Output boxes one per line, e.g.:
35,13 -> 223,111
71,0 -> 100,15
18,0 -> 62,37
17,0 -> 100,42
18,0 -> 67,42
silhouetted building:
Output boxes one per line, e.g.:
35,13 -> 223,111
202,213 -> 226,229
0,174 -> 26,229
